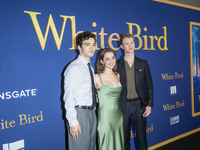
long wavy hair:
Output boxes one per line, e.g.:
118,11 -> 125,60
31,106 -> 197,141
96,47 -> 117,74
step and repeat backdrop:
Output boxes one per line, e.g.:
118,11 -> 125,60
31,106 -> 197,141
1,0 -> 200,150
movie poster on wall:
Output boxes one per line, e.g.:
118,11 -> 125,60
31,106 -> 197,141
190,22 -> 200,117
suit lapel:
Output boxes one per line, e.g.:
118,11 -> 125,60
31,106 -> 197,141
118,58 -> 127,89
134,56 -> 140,87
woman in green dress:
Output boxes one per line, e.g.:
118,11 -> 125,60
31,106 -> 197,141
95,47 -> 124,150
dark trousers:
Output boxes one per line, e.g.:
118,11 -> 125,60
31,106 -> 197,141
123,100 -> 147,150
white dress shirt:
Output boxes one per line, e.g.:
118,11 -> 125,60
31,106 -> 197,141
63,55 -> 94,127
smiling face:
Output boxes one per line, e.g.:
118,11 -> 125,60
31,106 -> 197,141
78,38 -> 96,61
120,37 -> 135,54
101,52 -> 116,70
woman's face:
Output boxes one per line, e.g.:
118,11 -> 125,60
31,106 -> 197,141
101,52 -> 116,69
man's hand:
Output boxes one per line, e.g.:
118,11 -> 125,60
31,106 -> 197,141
69,124 -> 81,140
142,106 -> 151,117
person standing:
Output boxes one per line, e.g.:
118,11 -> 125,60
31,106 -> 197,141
63,31 -> 97,150
95,48 -> 124,150
117,33 -> 154,150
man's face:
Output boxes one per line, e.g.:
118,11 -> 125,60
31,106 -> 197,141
120,37 -> 135,54
78,38 -> 96,61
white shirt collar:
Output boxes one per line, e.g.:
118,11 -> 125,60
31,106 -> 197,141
78,55 -> 90,65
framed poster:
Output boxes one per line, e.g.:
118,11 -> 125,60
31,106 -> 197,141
190,22 -> 200,117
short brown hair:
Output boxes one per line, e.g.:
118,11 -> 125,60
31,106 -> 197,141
120,33 -> 135,45
96,47 -> 117,74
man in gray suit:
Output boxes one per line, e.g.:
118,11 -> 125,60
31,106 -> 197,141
64,31 -> 97,150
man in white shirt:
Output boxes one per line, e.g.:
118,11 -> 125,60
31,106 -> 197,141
63,31 -> 97,150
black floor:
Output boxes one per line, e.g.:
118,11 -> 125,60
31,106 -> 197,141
154,131 -> 200,150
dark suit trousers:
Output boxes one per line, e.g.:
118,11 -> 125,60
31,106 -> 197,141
124,100 -> 147,150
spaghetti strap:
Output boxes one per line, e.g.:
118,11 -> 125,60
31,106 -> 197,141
98,74 -> 104,85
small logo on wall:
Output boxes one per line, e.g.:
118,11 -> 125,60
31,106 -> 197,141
170,86 -> 177,95
163,100 -> 185,111
170,115 -> 179,125
161,72 -> 183,80
0,111 -> 44,131
3,139 -> 24,150
0,89 -> 38,100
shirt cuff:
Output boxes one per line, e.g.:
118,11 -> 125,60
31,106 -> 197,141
69,119 -> 79,127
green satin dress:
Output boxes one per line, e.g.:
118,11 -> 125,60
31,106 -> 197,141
97,74 -> 124,150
